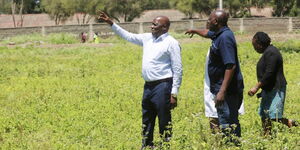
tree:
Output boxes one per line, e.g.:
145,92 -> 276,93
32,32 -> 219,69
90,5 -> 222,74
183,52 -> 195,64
289,0 -> 300,16
251,0 -> 272,8
0,0 -> 40,27
171,0 -> 195,19
224,0 -> 248,17
191,0 -> 218,17
11,0 -> 26,27
171,0 -> 246,18
26,0 -> 43,14
0,0 -> 11,14
141,0 -> 170,10
105,0 -> 143,22
41,0 -> 74,25
272,0 -> 297,17
72,0 -> 108,24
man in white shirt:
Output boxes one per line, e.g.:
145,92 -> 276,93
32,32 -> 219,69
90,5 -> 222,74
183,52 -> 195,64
99,12 -> 182,148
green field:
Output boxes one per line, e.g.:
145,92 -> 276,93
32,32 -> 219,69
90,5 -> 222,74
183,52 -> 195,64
0,33 -> 299,149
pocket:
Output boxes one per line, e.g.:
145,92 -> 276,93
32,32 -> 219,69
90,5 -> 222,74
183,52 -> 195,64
163,81 -> 172,106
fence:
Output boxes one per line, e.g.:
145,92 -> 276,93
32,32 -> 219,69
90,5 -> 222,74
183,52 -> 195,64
0,17 -> 299,39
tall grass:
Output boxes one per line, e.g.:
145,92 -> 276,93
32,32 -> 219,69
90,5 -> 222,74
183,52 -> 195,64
275,40 -> 300,53
0,33 -> 79,44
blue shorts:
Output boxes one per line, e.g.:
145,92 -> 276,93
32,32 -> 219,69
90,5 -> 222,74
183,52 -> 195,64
259,87 -> 286,119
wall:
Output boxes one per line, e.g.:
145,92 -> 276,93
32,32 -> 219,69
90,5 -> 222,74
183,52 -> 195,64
0,17 -> 299,39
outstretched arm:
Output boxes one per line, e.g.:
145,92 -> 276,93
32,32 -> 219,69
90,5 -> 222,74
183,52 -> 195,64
185,29 -> 211,38
98,11 -> 144,46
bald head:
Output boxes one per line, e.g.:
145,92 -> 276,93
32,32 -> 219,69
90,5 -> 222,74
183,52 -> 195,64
155,16 -> 170,28
212,10 -> 229,26
207,10 -> 229,31
151,16 -> 170,38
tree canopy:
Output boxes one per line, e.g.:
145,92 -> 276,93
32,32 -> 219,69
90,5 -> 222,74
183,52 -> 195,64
1,0 -> 299,26
171,0 -> 299,18
41,0 -> 74,25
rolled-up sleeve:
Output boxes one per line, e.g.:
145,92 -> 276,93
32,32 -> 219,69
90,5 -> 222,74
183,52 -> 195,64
112,23 -> 144,46
169,41 -> 183,94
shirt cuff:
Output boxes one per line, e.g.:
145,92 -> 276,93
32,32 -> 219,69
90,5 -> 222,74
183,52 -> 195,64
171,87 -> 179,95
111,23 -> 117,30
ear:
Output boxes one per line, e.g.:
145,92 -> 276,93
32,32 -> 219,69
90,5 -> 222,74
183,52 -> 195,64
162,25 -> 168,31
213,19 -> 218,25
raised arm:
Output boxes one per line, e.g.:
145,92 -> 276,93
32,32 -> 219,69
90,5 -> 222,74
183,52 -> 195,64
185,29 -> 214,38
98,11 -> 144,46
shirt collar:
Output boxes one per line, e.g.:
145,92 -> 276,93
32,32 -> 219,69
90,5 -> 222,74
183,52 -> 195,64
153,32 -> 169,41
212,26 -> 229,39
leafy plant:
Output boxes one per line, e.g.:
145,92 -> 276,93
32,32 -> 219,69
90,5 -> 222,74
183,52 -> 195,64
0,33 -> 299,149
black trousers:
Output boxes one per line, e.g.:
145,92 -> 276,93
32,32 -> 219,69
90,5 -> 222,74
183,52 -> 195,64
141,79 -> 172,146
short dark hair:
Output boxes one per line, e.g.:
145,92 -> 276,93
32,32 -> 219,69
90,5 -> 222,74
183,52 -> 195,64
253,32 -> 271,48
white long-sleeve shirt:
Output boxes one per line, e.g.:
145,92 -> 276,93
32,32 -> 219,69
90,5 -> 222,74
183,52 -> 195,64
111,23 -> 182,94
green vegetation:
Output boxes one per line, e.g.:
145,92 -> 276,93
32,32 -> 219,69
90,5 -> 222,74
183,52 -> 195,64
0,33 -> 299,149
275,40 -> 300,53
0,33 -> 78,45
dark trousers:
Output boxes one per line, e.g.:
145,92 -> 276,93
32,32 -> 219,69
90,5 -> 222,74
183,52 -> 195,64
142,80 -> 172,147
216,92 -> 243,138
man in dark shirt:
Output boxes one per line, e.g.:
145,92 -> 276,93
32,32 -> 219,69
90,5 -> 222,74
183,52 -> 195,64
248,32 -> 298,136
186,10 -> 244,142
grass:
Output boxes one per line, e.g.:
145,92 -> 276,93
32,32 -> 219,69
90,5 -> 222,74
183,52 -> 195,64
275,40 -> 300,53
0,33 -> 299,149
0,33 -> 79,45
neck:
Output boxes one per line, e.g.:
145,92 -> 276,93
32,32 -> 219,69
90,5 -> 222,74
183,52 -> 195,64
154,32 -> 167,39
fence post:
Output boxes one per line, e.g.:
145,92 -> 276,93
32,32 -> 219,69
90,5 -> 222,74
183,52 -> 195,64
41,26 -> 45,36
189,20 -> 194,29
139,22 -> 143,33
239,18 -> 244,33
89,23 -> 94,41
288,17 -> 293,32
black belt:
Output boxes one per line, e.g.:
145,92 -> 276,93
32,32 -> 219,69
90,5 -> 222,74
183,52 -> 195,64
145,77 -> 172,86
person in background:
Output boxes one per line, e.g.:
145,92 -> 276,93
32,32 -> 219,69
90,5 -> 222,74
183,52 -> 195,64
94,32 -> 100,44
248,32 -> 298,136
99,12 -> 182,149
81,32 -> 87,43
